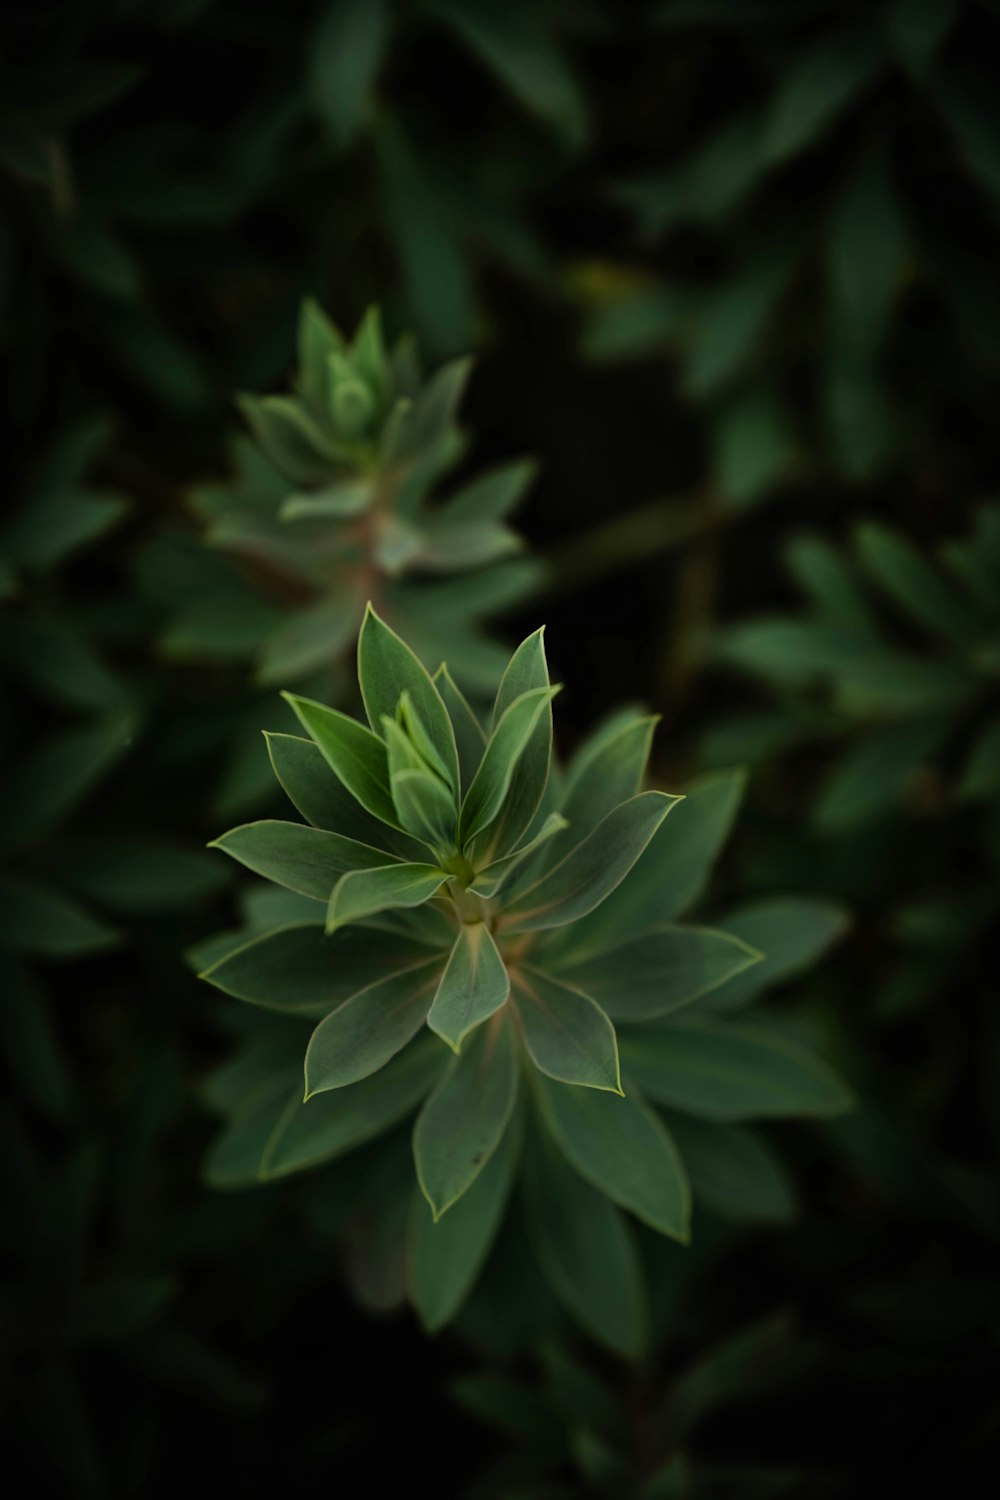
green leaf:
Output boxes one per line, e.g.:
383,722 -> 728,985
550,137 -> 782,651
437,458 -> 537,524
200,922 -> 438,1015
0,880 -> 118,959
406,1113 -> 520,1331
236,394 -> 341,484
705,897 -> 850,1011
304,960 -> 442,1096
389,767 -> 457,848
261,1036 -> 444,1179
432,664 -> 486,792
358,604 -> 459,787
256,594 -> 360,684
265,732 -> 424,856
622,1020 -> 853,1121
762,34 -> 881,164
431,1 -> 588,149
711,391 -> 797,511
468,812 -> 569,897
684,253 -> 793,397
204,1075 -> 299,1190
784,532 -> 879,635
459,686 -> 559,844
474,627 -> 553,858
426,921 -> 511,1052
0,718 -> 130,851
813,720 -> 948,832
521,1128 -> 647,1358
326,861 -> 448,932
958,717 -> 1000,800
61,844 -> 227,914
562,770 -> 745,958
554,924 -> 762,1023
511,967 -> 621,1093
282,693 -> 400,827
1,488 -> 127,571
560,711 -> 658,841
827,147 -> 907,362
413,1016 -> 518,1218
297,298 -> 344,411
536,1073 -> 690,1240
855,520 -> 979,642
666,1116 -> 797,1224
503,792 -> 681,933
887,0 -> 960,78
210,820 -> 398,901
309,0 -> 389,147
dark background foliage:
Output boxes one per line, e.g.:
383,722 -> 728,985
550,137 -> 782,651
1,1 -> 998,1495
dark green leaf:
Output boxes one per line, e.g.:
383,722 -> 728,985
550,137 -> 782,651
511,967 -> 621,1093
283,693 -> 400,827
622,1020 -> 853,1120
261,1036 -> 444,1179
503,792 -> 681,933
326,861 -> 448,931
536,1073 -> 690,1240
426,921 -> 511,1052
413,1016 -> 518,1217
522,1128 -> 647,1358
210,820 -> 398,901
554,924 -> 762,1022
200,922 -> 437,1015
358,604 -> 459,787
304,960 -> 442,1096
406,1113 -> 520,1331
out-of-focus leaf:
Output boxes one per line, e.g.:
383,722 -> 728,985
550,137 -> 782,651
309,0 -> 390,147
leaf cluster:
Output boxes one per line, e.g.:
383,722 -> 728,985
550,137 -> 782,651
201,607 -> 851,1352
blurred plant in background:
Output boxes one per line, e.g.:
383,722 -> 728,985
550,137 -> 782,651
2,0 -> 999,1494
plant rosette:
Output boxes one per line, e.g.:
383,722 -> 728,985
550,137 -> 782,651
199,606 -> 852,1354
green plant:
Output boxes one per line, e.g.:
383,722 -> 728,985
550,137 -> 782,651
453,1314 -> 823,1499
198,607 -> 851,1355
178,301 -> 538,692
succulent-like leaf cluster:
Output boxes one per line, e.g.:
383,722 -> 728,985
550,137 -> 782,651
201,608 -> 851,1351
175,303 -> 538,691
709,508 -> 1000,834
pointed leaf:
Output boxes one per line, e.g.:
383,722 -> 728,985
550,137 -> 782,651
326,862 -> 448,932
199,922 -> 438,1015
503,792 -> 681,934
475,627 -> 553,859
391,768 -> 458,849
704,897 -> 849,1011
666,1116 -> 796,1224
426,922 -> 511,1052
511,967 -> 621,1093
262,1036 -> 444,1179
264,732 -> 425,857
210,820 -> 398,901
432,664 -> 486,792
413,1016 -> 518,1218
521,1127 -> 647,1358
459,686 -> 558,844
560,711 -> 658,841
304,960 -> 442,1096
469,812 -> 569,897
553,924 -> 762,1023
536,1073 -> 690,1240
621,1020 -> 853,1121
358,605 -> 459,788
283,693 -> 400,828
406,1113 -> 520,1331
